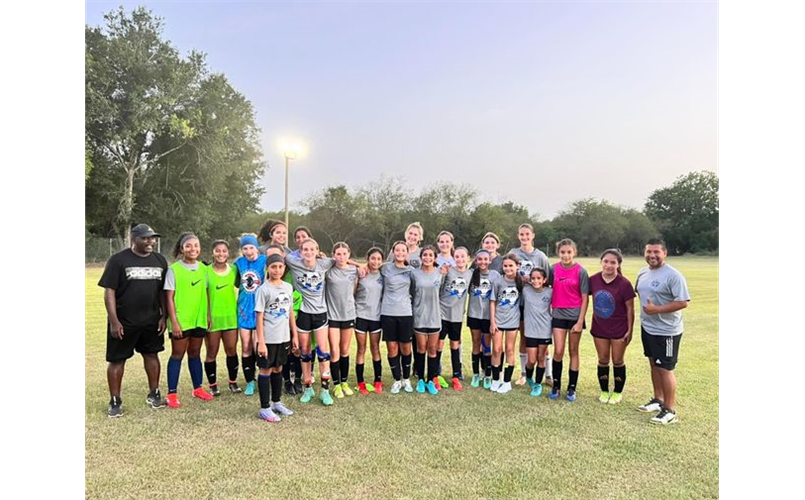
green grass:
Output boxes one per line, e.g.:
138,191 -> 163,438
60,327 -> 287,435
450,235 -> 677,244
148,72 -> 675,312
85,256 -> 718,499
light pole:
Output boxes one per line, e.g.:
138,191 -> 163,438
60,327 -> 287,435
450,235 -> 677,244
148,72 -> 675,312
282,141 -> 301,229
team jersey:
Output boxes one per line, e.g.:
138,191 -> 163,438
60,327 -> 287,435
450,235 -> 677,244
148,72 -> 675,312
285,254 -> 335,314
356,271 -> 384,321
325,265 -> 358,322
254,280 -> 294,344
388,247 -> 422,269
467,270 -> 500,320
440,266 -> 473,322
207,263 -> 238,332
165,260 -> 208,331
436,254 -> 455,267
522,286 -> 553,340
489,254 -> 504,274
491,275 -> 521,330
234,254 -> 267,330
380,262 -> 414,316
589,272 -> 636,339
412,267 -> 445,329
509,247 -> 551,282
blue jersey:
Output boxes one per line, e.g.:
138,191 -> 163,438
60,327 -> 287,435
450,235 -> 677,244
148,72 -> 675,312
234,255 -> 267,330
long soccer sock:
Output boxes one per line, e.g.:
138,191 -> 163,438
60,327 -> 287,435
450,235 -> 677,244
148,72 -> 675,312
526,364 -> 535,381
356,362 -> 365,384
613,364 -> 627,393
242,355 -> 255,383
389,355 -> 401,381
415,351 -> 426,380
535,366 -> 545,385
331,359 -> 341,386
492,364 -> 501,381
552,359 -> 563,390
373,359 -> 383,382
504,364 -> 515,383
427,355 -> 439,382
204,361 -> 217,386
598,365 -> 610,392
451,348 -> 461,378
282,359 -> 292,381
293,354 -> 302,378
167,357 -> 181,394
568,369 -> 579,392
483,355 -> 492,377
401,353 -> 412,379
520,353 -> 528,376
226,355 -> 239,382
270,372 -> 283,403
436,350 -> 443,376
545,355 -> 553,379
340,356 -> 350,385
188,357 -> 203,389
472,353 -> 481,375
258,374 -> 271,408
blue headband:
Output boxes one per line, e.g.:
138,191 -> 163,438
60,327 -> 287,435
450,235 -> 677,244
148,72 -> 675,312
240,235 -> 259,249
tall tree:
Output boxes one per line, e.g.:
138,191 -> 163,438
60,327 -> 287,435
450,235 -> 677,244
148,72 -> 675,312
644,171 -> 719,254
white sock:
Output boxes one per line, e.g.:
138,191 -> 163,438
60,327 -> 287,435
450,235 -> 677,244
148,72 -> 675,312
545,355 -> 553,378
519,353 -> 527,376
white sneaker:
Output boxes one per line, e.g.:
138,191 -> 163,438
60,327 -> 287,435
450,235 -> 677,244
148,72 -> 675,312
403,379 -> 414,393
637,398 -> 663,413
390,380 -> 402,394
490,380 -> 502,392
271,402 -> 294,416
497,381 -> 512,394
650,408 -> 678,425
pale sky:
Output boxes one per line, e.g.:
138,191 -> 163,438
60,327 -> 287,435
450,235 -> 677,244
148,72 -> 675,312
85,0 -> 717,219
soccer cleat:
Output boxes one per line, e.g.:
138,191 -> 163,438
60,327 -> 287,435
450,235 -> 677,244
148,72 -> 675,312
167,393 -> 181,408
599,392 -> 611,404
497,381 -> 512,394
638,398 -> 663,413
373,381 -> 383,394
271,401 -> 294,416
608,393 -> 623,405
319,389 -> 334,406
357,382 -> 370,395
192,387 -> 214,401
228,382 -> 242,394
390,380 -> 402,394
427,380 -> 439,395
300,386 -> 315,404
333,384 -> 344,399
285,380 -> 297,396
403,379 -> 414,393
342,383 -> 354,397
437,376 -> 449,390
451,377 -> 463,391
146,389 -> 166,408
458,371 -> 464,381
548,387 -> 560,400
566,390 -> 577,402
258,407 -> 281,423
293,379 -> 303,393
490,380 -> 501,393
530,384 -> 543,397
471,374 -> 481,388
483,376 -> 492,390
417,379 -> 426,393
650,408 -> 678,425
244,380 -> 256,396
107,400 -> 123,418
209,385 -> 222,398
527,378 -> 535,389
515,375 -> 527,386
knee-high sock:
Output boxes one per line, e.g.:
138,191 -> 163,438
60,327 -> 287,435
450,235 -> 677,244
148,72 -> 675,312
535,366 -> 545,385
204,361 -> 217,386
167,357 -> 181,394
525,364 -> 535,381
258,374 -> 271,408
373,359 -> 383,382
483,354 -> 492,377
331,358 -> 341,386
472,353 -> 481,375
520,353 -> 528,376
552,359 -> 563,389
427,355 -> 439,382
492,364 -> 501,380
270,372 -> 283,403
340,356 -> 350,385
415,351 -> 426,380
242,355 -> 255,383
568,369 -> 579,392
293,353 -> 302,378
389,355 -> 401,381
436,350 -> 443,375
188,357 -> 203,389
226,355 -> 239,382
613,364 -> 626,393
598,365 -> 610,392
504,364 -> 515,383
401,353 -> 412,379
451,348 -> 461,378
282,359 -> 292,381
356,362 -> 365,384
545,355 -> 553,379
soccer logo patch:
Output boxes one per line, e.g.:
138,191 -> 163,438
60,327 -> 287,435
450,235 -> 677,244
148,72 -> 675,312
499,286 -> 519,307
472,277 -> 492,299
298,270 -> 324,292
268,291 -> 292,319
241,270 -> 262,292
448,277 -> 468,298
593,290 -> 616,318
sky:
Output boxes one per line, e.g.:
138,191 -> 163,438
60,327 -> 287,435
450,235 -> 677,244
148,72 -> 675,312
85,0 -> 717,220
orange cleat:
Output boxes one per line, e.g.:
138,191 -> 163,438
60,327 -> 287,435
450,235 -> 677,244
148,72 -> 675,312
357,382 -> 370,395
166,393 -> 181,408
433,378 -> 442,390
451,377 -> 463,391
373,381 -> 384,394
192,387 -> 214,401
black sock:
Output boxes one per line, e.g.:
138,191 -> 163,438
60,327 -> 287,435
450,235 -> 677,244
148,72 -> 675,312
436,350 -> 443,375
504,365 -> 515,383
492,364 -> 501,380
568,369 -> 579,392
373,359 -> 383,382
356,362 -> 365,384
204,361 -> 217,386
415,351 -> 426,380
389,355 -> 401,381
552,359 -> 563,390
340,356 -> 350,384
293,354 -> 302,378
598,365 -> 610,392
226,355 -> 239,382
613,364 -> 626,393
242,356 -> 255,383
401,352 -> 412,379
451,348 -> 461,378
526,364 -> 535,381
472,353 -> 481,374
270,372 -> 283,403
427,355 -> 439,382
282,360 -> 292,381
535,366 -> 545,385
331,359 -> 341,386
258,374 -> 271,408
484,355 -> 492,377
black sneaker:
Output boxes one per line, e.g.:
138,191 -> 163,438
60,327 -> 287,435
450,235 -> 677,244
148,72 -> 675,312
229,382 -> 242,394
107,398 -> 123,418
293,379 -> 303,393
210,385 -> 222,397
285,380 -> 297,396
650,407 -> 679,425
146,389 -> 167,408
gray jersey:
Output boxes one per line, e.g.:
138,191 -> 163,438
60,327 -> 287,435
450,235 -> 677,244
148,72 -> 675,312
356,271 -> 384,321
492,276 -> 521,330
467,270 -> 501,320
412,267 -> 445,329
436,254 -> 455,268
164,260 -> 200,290
440,267 -> 473,322
523,286 -> 553,340
380,263 -> 414,316
254,281 -> 294,344
325,265 -> 358,321
509,247 -> 551,282
389,247 -> 422,269
285,254 -> 335,314
635,263 -> 691,336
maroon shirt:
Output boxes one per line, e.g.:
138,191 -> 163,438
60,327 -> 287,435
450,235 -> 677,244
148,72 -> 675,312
589,272 -> 636,339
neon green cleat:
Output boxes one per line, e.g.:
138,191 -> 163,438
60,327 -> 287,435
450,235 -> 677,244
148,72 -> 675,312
608,392 -> 623,405
333,384 -> 344,399
437,376 -> 449,390
342,383 -> 354,396
320,389 -> 334,406
300,386 -> 315,404
599,392 -> 611,404
365,382 -> 376,393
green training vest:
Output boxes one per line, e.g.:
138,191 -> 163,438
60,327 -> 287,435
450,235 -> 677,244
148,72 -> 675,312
207,264 -> 238,332
169,261 -> 208,331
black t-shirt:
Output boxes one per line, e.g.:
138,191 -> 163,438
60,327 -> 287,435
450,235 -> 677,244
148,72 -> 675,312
98,249 -> 168,327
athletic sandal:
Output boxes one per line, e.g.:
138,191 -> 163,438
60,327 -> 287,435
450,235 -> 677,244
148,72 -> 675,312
637,398 -> 663,413
650,407 -> 678,425
373,381 -> 383,394
228,382 -> 242,394
300,386 -> 315,404
530,384 -> 543,397
209,385 -> 222,398
333,384 -> 344,399
167,393 -> 181,408
390,381 -> 402,394
417,379 -> 426,393
427,380 -> 439,395
271,402 -> 294,416
192,387 -> 214,401
258,407 -> 280,423
357,382 -> 370,395
342,383 -> 354,396
515,376 -> 527,386
403,379 -> 414,393
608,393 -> 623,405
319,389 -> 334,406
599,392 -> 611,404
437,376 -> 449,390
471,374 -> 481,388
244,380 -> 256,396
451,377 -> 463,391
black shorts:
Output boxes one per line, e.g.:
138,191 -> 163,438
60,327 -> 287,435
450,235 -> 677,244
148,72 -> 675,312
171,327 -> 206,340
525,337 -> 552,348
440,321 -> 463,341
257,342 -> 291,369
296,311 -> 328,333
467,317 -> 491,334
381,315 -> 414,343
551,318 -> 587,331
329,319 -> 355,329
415,327 -> 440,335
355,318 -> 382,334
642,327 -> 682,371
106,323 -> 164,363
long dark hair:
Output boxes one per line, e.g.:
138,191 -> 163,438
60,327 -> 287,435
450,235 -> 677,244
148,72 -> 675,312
470,250 -> 491,288
600,248 -> 624,275
502,253 -> 524,294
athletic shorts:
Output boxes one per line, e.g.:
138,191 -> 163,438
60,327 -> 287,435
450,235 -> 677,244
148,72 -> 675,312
525,337 -> 552,348
172,327 -> 206,339
106,323 -> 164,363
257,341 -> 291,369
467,317 -> 491,333
440,320 -> 463,341
329,319 -> 355,329
642,327 -> 682,370
355,318 -> 382,334
551,318 -> 587,331
296,311 -> 328,332
381,315 -> 414,343
415,327 -> 440,335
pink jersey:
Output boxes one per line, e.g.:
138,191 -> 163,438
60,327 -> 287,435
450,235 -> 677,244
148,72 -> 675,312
551,262 -> 588,309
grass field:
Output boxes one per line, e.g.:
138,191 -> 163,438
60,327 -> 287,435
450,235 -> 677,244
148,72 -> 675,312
85,256 -> 718,500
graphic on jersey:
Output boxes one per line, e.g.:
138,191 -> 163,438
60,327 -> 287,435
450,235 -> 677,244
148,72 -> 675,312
124,267 -> 163,280
518,260 -> 534,277
268,291 -> 292,319
297,270 -> 324,292
593,290 -> 616,318
498,286 -> 520,307
448,277 -> 468,298
241,270 -> 262,293
472,278 -> 492,299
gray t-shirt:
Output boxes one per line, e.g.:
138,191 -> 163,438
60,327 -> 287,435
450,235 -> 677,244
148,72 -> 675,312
635,263 -> 691,336
492,276 -> 521,330
285,254 -> 335,314
356,271 -> 384,321
380,263 -> 414,317
436,254 -> 455,268
440,267 -> 473,323
509,247 -> 551,283
164,260 -> 200,290
388,247 -> 422,269
523,286 -> 553,340
412,267 -> 445,329
467,270 -> 501,320
325,265 -> 358,321
254,281 -> 294,344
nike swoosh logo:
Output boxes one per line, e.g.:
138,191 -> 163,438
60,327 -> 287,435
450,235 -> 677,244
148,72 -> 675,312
191,280 -> 201,286
216,284 -> 227,290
